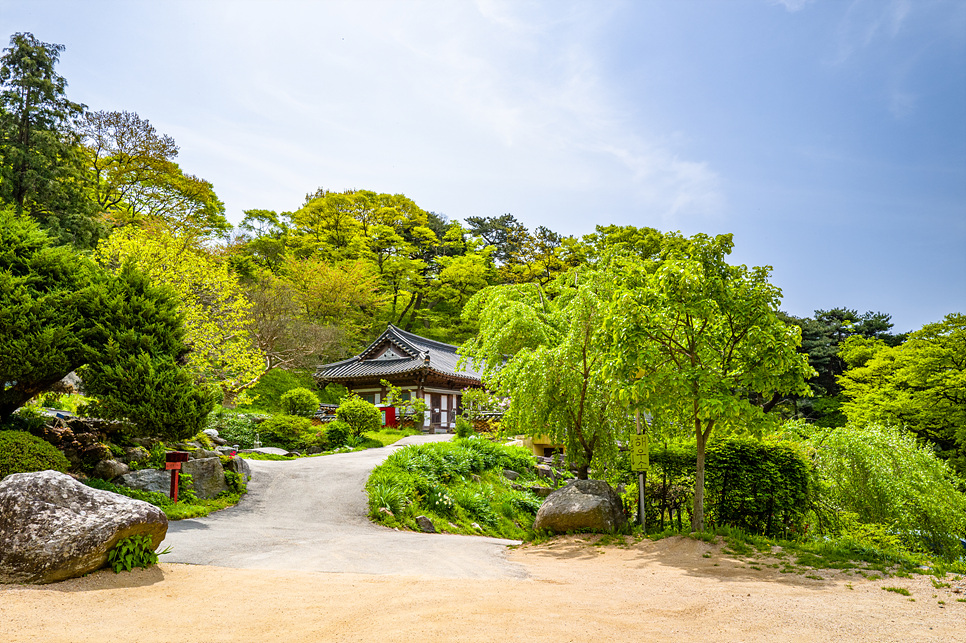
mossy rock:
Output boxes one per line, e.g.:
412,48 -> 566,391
0,430 -> 71,479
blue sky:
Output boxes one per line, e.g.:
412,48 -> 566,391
2,0 -> 964,332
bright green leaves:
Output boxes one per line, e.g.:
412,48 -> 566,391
108,534 -> 165,573
603,231 -> 815,530
461,269 -> 631,478
94,225 -> 264,400
838,313 -> 966,474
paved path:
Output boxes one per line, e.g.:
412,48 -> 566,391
159,434 -> 527,579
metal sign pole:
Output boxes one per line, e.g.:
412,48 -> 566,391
636,410 -> 645,531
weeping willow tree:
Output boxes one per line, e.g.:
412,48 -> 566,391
459,268 -> 632,479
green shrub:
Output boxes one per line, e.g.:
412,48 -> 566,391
0,430 -> 70,479
336,396 -> 382,437
260,414 -> 313,451
108,534 -> 166,573
238,369 -> 341,413
454,416 -> 474,439
808,423 -> 966,560
280,387 -> 320,417
323,420 -> 350,449
704,437 -> 812,539
206,408 -> 260,448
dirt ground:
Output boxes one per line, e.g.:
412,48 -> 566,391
1,536 -> 963,642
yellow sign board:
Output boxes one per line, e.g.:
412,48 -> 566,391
630,434 -> 649,472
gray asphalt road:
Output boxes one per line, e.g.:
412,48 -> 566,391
159,434 -> 527,579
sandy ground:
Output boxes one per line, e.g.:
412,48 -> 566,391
2,535 -> 963,643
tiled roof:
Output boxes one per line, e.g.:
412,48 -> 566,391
315,324 -> 482,384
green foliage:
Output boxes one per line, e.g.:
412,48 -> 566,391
85,476 -> 245,521
336,395 -> 382,437
603,232 -> 815,531
365,437 -> 539,539
238,368 -> 335,413
627,437 -> 812,538
0,429 -> 70,479
838,313 -> 966,475
460,269 -> 631,479
0,209 -> 215,438
323,420 -> 349,448
704,438 -> 811,538
807,423 -> 966,560
108,534 -> 165,573
279,387 -> 320,417
0,32 -> 100,248
454,416 -> 474,438
206,408 -> 261,448
259,414 -> 313,451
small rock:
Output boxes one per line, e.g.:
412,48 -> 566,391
503,469 -> 520,481
202,428 -> 219,438
224,456 -> 251,482
535,464 -> 555,482
120,446 -> 150,465
378,507 -> 394,518
210,435 -> 228,446
532,486 -> 553,498
448,522 -> 458,531
92,459 -> 130,481
415,515 -> 436,533
512,483 -> 524,491
470,474 -> 481,483
180,457 -> 228,499
471,522 -> 482,531
117,469 -> 170,496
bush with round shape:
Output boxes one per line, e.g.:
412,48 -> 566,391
336,396 -> 382,437
280,387 -> 320,417
323,420 -> 350,449
260,415 -> 313,451
0,430 -> 71,479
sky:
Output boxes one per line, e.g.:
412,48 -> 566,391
2,0 -> 964,332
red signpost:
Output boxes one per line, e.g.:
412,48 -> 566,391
165,451 -> 189,503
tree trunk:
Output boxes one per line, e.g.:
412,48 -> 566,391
692,424 -> 706,533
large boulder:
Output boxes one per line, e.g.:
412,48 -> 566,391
181,457 -> 227,499
533,479 -> 627,534
118,468 -> 171,496
0,470 -> 167,584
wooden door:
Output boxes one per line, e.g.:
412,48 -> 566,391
431,393 -> 441,426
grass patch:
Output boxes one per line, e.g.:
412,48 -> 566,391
366,436 -> 541,540
85,477 -> 246,520
882,586 -> 911,596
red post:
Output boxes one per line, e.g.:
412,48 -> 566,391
165,452 -> 189,503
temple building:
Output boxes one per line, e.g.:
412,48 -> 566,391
314,324 -> 483,433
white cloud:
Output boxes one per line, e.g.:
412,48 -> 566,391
769,0 -> 816,12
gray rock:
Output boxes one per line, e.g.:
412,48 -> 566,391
533,479 -> 627,534
202,428 -> 219,438
224,456 -> 251,482
532,486 -> 554,498
415,515 -> 436,533
187,448 -> 222,460
210,435 -> 228,446
215,445 -> 236,455
503,469 -> 520,481
92,459 -> 130,481
181,457 -> 228,500
535,464 -> 555,483
118,469 -> 171,496
121,446 -> 151,465
0,470 -> 167,584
